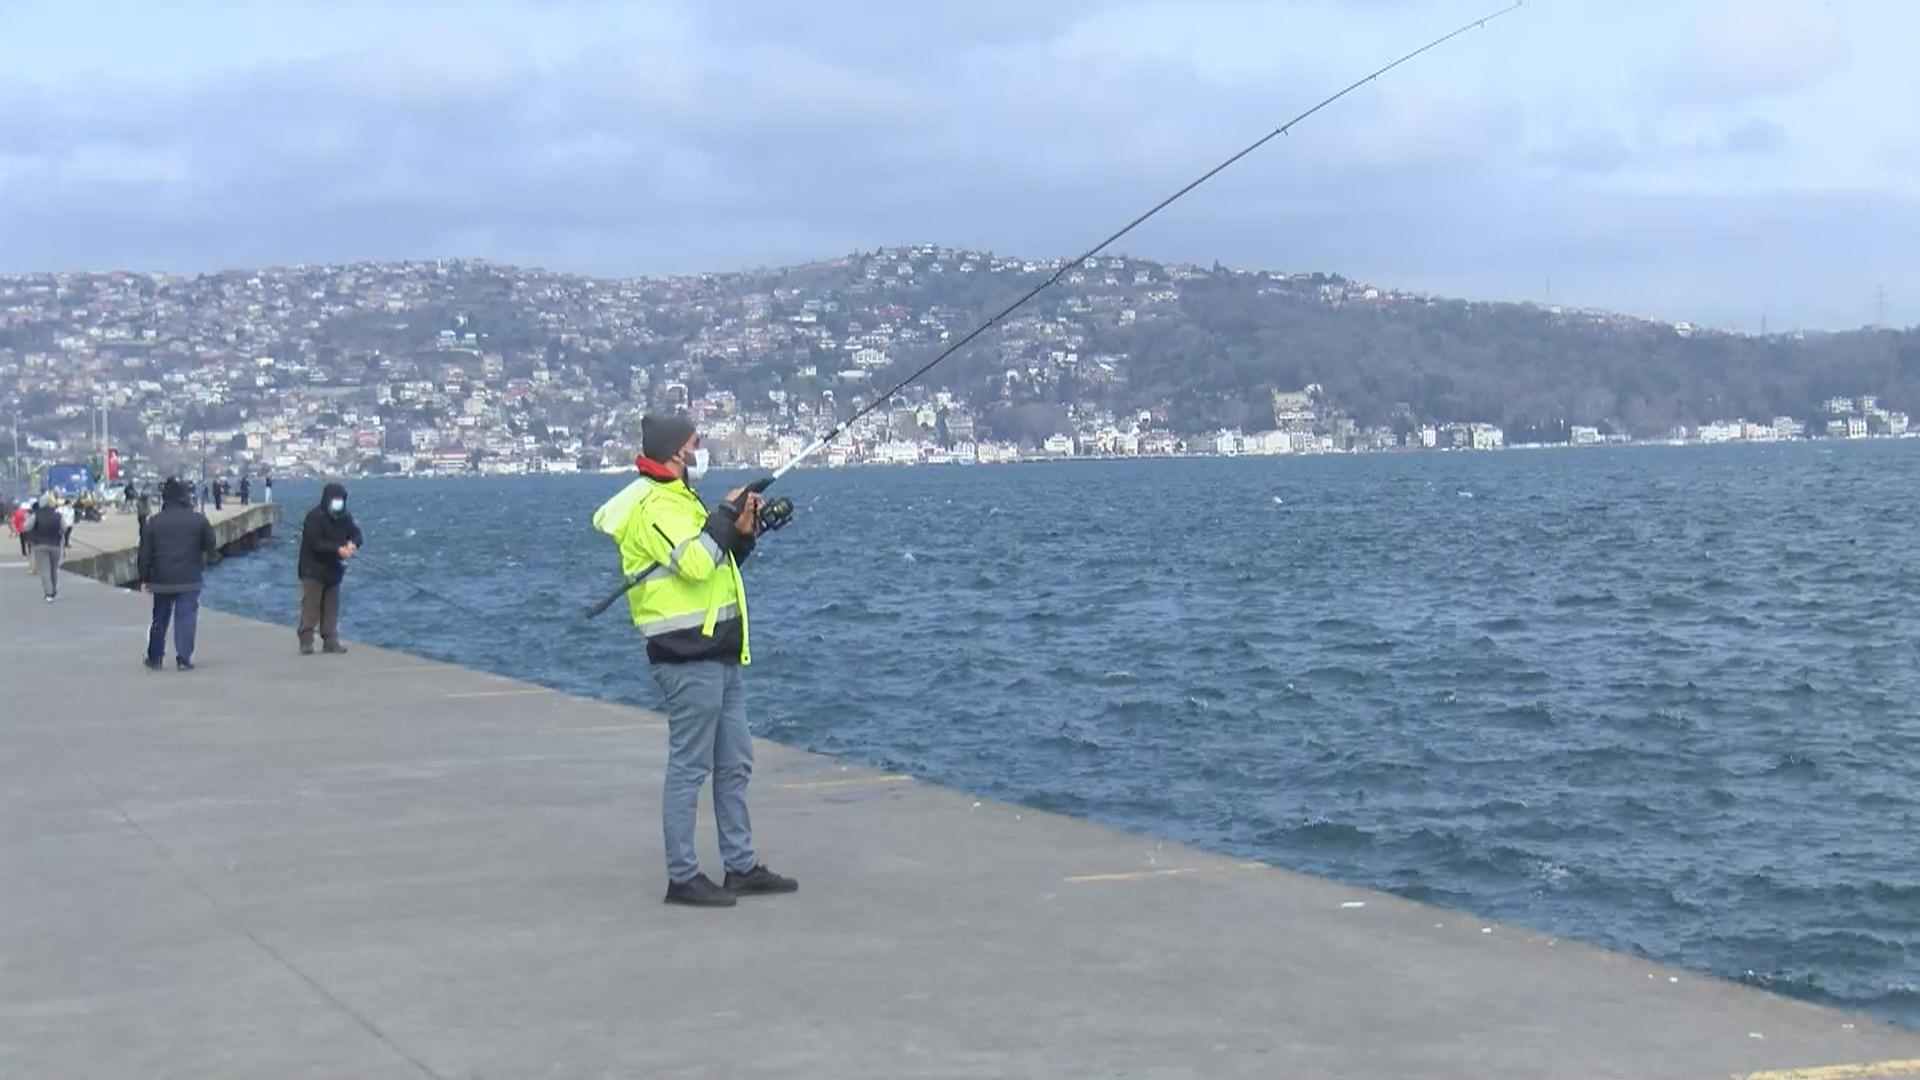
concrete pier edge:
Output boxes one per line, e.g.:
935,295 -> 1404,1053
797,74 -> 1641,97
49,502 -> 281,587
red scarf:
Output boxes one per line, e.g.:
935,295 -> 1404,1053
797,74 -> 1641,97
634,455 -> 678,482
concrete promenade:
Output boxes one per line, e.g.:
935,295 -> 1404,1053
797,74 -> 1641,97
4,567 -> 1919,1079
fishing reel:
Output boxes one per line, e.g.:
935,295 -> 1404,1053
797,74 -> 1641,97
757,495 -> 795,533
728,475 -> 792,534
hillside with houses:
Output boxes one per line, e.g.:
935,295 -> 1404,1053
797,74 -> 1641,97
2,246 -> 1913,481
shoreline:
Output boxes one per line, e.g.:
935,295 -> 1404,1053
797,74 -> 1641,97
222,431 -> 1920,483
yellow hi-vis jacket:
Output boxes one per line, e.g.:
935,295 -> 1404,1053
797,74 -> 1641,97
592,476 -> 750,664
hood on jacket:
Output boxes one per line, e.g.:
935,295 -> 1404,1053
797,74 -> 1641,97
319,483 -> 349,513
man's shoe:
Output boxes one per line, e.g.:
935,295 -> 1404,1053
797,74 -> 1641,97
321,642 -> 348,654
142,657 -> 163,672
299,641 -> 314,655
724,865 -> 799,896
176,659 -> 195,672
664,873 -> 737,907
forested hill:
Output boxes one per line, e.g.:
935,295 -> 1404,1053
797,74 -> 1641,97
858,257 -> 1918,438
1109,274 -> 1915,436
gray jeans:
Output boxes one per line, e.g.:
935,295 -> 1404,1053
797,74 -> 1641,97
651,660 -> 756,884
34,545 -> 61,598
297,579 -> 341,648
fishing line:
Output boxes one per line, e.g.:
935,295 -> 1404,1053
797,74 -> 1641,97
739,1 -> 1525,493
343,550 -> 492,621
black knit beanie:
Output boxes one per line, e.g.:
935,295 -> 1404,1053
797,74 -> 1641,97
640,413 -> 697,463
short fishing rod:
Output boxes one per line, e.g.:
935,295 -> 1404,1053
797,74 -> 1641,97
725,1 -> 1523,504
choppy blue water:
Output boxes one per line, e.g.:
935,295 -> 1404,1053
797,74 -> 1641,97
209,443 -> 1920,1025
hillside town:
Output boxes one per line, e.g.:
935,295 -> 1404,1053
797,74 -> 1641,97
0,249 -> 1910,486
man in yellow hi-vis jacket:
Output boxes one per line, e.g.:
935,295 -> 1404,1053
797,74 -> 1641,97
594,413 -> 799,908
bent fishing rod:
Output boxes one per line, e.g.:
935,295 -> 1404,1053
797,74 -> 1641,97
736,1 -> 1522,499
585,2 -> 1522,620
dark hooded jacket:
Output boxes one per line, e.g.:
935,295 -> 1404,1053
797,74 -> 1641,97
298,483 -> 364,585
139,482 -> 218,594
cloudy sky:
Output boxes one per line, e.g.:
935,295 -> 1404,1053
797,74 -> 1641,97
1,0 -> 1913,329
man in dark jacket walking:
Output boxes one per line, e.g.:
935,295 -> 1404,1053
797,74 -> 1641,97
297,482 -> 362,655
26,495 -> 66,602
138,478 -> 218,671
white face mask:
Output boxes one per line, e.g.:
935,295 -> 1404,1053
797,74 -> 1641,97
327,498 -> 345,514
684,447 -> 710,482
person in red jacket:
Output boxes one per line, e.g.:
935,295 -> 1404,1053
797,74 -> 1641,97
10,501 -> 30,564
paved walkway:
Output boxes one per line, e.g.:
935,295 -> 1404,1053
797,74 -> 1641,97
3,567 -> 1918,1079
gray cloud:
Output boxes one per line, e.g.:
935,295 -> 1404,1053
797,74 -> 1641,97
0,1 -> 1908,331
1652,0 -> 1852,105
1707,116 -> 1785,156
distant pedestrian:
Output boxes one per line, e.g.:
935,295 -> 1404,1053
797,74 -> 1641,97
122,481 -> 137,514
238,477 -> 251,505
26,495 -> 65,602
211,479 -> 224,511
10,500 -> 29,565
296,482 -> 362,655
136,492 -> 152,535
263,475 -> 274,504
57,498 -> 74,550
139,478 -> 217,672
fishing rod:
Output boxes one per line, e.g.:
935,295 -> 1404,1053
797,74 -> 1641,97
725,0 -> 1523,503
586,3 -> 1521,621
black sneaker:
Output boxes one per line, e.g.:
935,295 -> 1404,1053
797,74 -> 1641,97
724,865 -> 799,896
142,657 -> 163,672
322,642 -> 348,654
176,659 -> 195,672
664,873 -> 737,907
